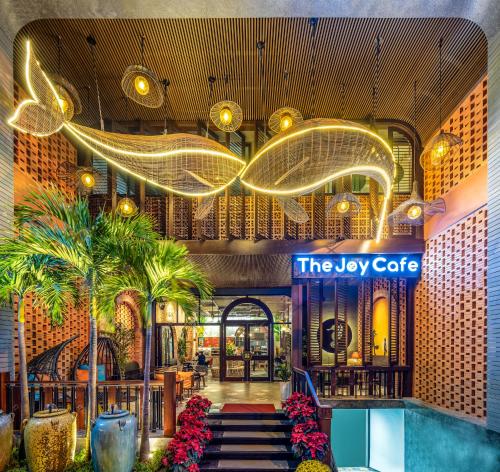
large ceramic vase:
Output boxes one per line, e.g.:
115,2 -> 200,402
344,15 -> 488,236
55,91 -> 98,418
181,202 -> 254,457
280,381 -> 291,401
24,405 -> 77,472
91,407 -> 137,472
0,411 -> 14,471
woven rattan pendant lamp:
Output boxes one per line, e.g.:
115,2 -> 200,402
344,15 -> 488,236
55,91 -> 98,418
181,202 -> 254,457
268,71 -> 303,133
210,74 -> 243,132
420,37 -> 462,170
388,81 -> 446,226
121,35 -> 163,108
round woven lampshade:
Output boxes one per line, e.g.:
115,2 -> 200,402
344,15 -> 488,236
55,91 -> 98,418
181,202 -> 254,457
210,100 -> 243,132
268,107 -> 303,134
49,74 -> 82,121
117,197 -> 138,217
420,131 -> 462,170
326,192 -> 361,216
121,64 -> 164,108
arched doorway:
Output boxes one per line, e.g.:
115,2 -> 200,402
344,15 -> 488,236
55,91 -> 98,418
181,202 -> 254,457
221,297 -> 274,382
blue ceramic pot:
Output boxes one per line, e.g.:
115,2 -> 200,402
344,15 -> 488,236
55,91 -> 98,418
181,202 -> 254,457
91,407 -> 137,472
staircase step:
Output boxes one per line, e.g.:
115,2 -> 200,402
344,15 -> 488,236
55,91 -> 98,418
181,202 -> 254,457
211,431 -> 290,445
199,459 -> 299,471
208,420 -> 292,432
208,412 -> 286,421
204,444 -> 295,461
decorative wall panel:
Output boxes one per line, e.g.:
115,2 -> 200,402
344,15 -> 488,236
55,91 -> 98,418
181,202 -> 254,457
415,208 -> 487,418
424,79 -> 488,201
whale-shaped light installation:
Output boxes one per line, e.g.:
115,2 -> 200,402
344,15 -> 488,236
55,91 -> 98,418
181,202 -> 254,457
9,41 -> 395,240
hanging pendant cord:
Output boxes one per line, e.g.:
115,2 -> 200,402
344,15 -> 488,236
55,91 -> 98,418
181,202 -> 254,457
206,76 -> 215,137
162,79 -> 170,134
372,35 -> 381,126
284,70 -> 289,107
340,82 -> 346,119
413,80 -> 418,174
438,37 -> 443,131
87,36 -> 104,131
309,18 -> 318,118
257,40 -> 266,135
140,35 -> 145,68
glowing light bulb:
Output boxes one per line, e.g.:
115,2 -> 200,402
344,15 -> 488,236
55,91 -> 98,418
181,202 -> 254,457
279,113 -> 293,131
407,204 -> 422,220
336,200 -> 350,214
80,172 -> 95,189
118,197 -> 137,217
58,97 -> 69,113
220,107 -> 232,126
430,137 -> 450,167
134,76 -> 149,95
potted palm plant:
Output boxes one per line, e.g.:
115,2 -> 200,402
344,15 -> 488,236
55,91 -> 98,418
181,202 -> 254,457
99,240 -> 211,462
13,187 -> 157,455
276,362 -> 292,401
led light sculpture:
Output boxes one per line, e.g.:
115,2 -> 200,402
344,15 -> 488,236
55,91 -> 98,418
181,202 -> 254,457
240,118 -> 394,241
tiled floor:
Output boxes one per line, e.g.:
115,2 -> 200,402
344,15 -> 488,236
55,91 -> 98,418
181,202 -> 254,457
202,377 -> 282,408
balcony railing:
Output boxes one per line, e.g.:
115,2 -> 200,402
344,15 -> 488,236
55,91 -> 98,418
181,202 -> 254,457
6,374 -> 179,436
309,365 -> 411,399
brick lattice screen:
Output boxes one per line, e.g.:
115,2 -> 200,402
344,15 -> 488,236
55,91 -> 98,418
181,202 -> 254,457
415,208 -> 487,418
415,77 -> 488,419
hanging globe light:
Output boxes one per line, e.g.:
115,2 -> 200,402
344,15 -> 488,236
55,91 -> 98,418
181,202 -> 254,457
421,38 -> 462,170
49,74 -> 82,121
420,131 -> 462,170
326,192 -> 361,216
407,204 -> 422,220
121,36 -> 163,108
268,107 -> 304,134
210,100 -> 243,132
117,197 -> 138,217
79,171 -> 95,189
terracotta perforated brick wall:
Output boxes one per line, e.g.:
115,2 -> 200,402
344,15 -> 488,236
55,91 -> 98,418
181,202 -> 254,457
415,77 -> 488,419
415,208 -> 487,418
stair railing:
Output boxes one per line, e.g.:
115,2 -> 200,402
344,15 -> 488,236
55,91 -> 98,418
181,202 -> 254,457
292,367 -> 337,471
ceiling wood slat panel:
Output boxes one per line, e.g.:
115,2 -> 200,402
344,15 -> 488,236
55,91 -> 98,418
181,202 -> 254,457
14,18 -> 486,142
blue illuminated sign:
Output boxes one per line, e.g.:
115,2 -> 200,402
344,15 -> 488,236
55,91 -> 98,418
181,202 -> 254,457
292,254 -> 421,279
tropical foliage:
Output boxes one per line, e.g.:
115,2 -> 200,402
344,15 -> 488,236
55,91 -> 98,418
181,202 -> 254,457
98,240 -> 211,460
0,246 -> 79,424
11,186 -> 157,452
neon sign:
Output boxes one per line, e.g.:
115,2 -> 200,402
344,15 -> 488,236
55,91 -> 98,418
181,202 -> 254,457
292,254 -> 421,278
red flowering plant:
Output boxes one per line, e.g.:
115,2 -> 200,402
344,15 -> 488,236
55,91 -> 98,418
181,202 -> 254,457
283,392 -> 316,424
291,429 -> 329,461
162,395 -> 213,472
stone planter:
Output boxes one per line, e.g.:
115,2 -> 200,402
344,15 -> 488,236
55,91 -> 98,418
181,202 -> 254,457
280,381 -> 291,401
24,405 -> 77,472
0,411 -> 14,471
91,407 -> 137,472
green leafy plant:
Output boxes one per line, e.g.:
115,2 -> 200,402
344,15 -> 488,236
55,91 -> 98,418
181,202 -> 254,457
226,341 -> 236,357
133,449 -> 165,472
177,326 -> 188,364
13,187 -> 157,455
277,362 -> 291,382
99,240 -> 211,461
109,322 -> 135,379
0,246 -> 80,428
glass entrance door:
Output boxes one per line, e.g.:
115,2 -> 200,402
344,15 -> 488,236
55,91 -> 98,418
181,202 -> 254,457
223,322 -> 271,381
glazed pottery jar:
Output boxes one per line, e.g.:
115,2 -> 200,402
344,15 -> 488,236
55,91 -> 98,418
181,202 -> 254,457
24,405 -> 77,472
91,406 -> 137,472
0,410 -> 14,471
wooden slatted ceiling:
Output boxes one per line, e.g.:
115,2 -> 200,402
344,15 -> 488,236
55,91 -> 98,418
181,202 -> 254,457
15,17 -> 486,142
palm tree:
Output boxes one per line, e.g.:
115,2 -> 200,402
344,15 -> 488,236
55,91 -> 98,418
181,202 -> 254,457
99,240 -> 212,461
13,187 -> 157,454
0,247 -> 79,425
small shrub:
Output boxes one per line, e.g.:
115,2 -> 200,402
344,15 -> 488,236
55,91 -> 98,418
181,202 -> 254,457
295,459 -> 331,471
